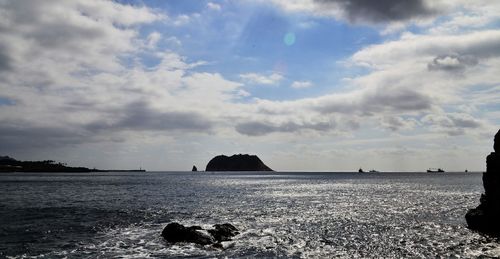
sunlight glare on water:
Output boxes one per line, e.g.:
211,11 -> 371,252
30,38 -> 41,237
0,172 -> 499,258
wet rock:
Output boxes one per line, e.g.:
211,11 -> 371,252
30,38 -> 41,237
161,222 -> 214,245
161,222 -> 239,247
192,165 -> 197,171
208,223 -> 239,242
466,129 -> 500,236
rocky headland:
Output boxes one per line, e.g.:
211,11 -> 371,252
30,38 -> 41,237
465,129 -> 500,236
205,154 -> 273,171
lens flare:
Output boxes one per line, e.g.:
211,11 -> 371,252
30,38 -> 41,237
283,32 -> 295,46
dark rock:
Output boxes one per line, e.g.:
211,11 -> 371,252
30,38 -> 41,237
161,222 -> 239,247
466,129 -> 500,236
192,165 -> 197,171
205,154 -> 273,171
161,222 -> 214,245
208,223 -> 239,242
494,129 -> 499,152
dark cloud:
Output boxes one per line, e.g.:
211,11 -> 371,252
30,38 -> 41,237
314,0 -> 439,23
449,115 -> 481,129
236,120 -> 334,136
317,88 -> 432,115
367,89 -> 432,112
0,1 -> 105,51
422,113 -> 482,136
381,116 -> 415,131
87,101 -> 213,133
0,44 -> 12,72
0,122 -> 89,152
0,101 -> 213,151
428,54 -> 478,72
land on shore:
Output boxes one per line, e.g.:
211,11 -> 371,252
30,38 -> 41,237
0,156 -> 145,173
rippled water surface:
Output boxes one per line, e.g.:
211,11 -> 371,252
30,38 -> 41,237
1,171 -> 499,258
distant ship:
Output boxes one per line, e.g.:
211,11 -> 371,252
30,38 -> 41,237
427,168 -> 445,173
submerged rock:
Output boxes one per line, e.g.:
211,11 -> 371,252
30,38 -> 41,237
205,154 -> 273,171
161,222 -> 239,247
466,129 -> 500,236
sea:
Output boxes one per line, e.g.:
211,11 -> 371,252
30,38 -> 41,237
1,171 -> 499,258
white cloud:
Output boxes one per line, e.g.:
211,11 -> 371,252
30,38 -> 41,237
170,13 -> 202,27
291,81 -> 313,89
146,31 -> 161,48
207,2 -> 221,11
165,36 -> 182,47
240,72 -> 284,85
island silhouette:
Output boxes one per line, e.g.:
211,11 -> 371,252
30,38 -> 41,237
205,154 -> 273,171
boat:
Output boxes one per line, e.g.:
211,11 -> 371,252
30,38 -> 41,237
427,168 -> 445,173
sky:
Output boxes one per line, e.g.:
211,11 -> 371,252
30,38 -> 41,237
0,0 -> 499,171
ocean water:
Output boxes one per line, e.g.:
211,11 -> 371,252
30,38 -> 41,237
0,171 -> 499,258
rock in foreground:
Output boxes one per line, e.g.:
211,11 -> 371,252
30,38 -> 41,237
465,129 -> 500,236
161,222 -> 239,247
205,154 -> 273,171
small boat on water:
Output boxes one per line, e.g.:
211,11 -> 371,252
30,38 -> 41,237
427,168 -> 445,173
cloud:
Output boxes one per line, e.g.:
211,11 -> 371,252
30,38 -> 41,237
0,120 -> 91,151
0,0 -> 229,151
0,44 -> 11,72
172,14 -> 196,26
87,101 -> 214,133
235,120 -> 335,136
146,32 -> 162,48
315,0 -> 440,24
291,81 -> 313,89
422,113 -> 483,136
351,30 -> 500,68
427,54 -> 478,72
311,87 -> 432,115
207,2 -> 222,11
270,0 -> 442,24
240,72 -> 283,85
380,116 -> 418,131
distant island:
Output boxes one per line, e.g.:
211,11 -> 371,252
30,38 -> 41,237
0,156 -> 145,173
0,156 -> 96,172
205,154 -> 273,171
